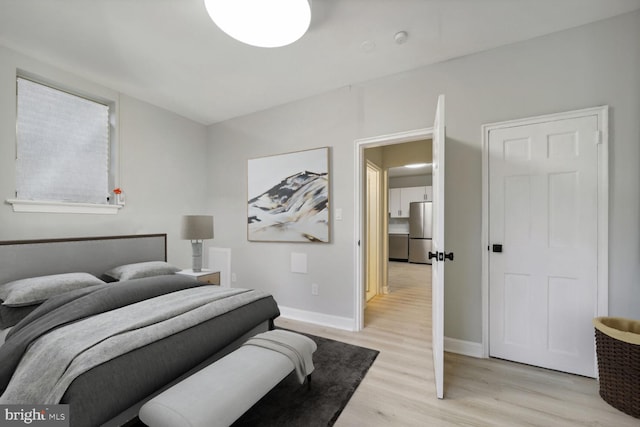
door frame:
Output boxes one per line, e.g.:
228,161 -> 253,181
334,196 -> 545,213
480,105 -> 609,357
354,127 -> 433,331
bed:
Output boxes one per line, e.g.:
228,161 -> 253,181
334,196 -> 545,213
0,234 -> 280,427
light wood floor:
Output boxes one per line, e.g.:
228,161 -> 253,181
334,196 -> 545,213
275,262 -> 638,426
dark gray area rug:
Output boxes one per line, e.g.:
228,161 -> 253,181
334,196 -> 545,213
232,331 -> 379,427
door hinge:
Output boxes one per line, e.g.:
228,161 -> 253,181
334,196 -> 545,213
595,130 -> 603,145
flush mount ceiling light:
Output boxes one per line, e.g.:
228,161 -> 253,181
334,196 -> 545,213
405,163 -> 430,169
204,0 -> 311,48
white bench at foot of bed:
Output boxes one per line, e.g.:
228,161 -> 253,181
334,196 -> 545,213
139,330 -> 317,427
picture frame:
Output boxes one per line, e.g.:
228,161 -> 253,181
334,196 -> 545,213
247,147 -> 330,243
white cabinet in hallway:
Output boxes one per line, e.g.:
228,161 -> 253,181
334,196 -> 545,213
389,186 -> 432,218
423,186 -> 433,201
389,188 -> 404,217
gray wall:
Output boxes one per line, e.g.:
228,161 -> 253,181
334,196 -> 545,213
207,88 -> 358,317
207,11 -> 640,342
0,46 -> 210,268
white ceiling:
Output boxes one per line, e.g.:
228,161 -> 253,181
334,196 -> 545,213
1,0 -> 639,125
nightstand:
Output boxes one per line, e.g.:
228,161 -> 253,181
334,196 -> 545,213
177,269 -> 220,285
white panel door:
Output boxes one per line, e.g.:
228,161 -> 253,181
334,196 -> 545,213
488,114 -> 601,377
431,95 -> 446,399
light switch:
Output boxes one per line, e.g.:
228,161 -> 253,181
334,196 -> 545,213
335,208 -> 343,221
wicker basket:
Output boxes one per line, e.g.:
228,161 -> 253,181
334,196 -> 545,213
593,317 -> 640,418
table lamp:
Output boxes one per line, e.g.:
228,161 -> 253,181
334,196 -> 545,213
181,215 -> 214,272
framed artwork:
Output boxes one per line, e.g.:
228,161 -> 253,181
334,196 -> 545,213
248,147 -> 330,243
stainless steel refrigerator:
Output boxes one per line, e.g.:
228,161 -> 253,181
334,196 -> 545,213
409,201 -> 432,264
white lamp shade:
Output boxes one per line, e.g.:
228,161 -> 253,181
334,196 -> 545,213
181,215 -> 214,240
204,0 -> 311,48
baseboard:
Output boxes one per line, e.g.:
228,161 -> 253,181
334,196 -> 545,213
444,336 -> 484,358
278,305 -> 356,331
278,306 -> 485,356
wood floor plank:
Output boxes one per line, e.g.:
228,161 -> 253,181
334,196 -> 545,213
275,262 -> 638,426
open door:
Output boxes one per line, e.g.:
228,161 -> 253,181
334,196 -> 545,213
431,94 -> 448,399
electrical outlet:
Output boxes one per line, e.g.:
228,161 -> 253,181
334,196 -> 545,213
311,283 -> 319,296
231,273 -> 237,282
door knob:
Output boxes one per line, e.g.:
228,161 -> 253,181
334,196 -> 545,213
444,252 -> 454,261
428,252 -> 438,260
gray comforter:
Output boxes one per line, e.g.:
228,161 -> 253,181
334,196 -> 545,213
0,274 -> 202,394
2,286 -> 268,404
0,275 -> 280,426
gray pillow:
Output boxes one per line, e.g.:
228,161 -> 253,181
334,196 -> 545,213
0,272 -> 105,307
104,261 -> 179,281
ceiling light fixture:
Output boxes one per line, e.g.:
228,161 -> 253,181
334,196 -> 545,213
204,0 -> 311,48
405,163 -> 430,169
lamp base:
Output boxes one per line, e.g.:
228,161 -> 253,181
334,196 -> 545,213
191,241 -> 203,272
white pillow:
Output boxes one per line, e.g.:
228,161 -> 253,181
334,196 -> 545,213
0,272 -> 105,307
104,261 -> 179,281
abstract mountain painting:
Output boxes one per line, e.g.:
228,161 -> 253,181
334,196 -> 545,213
247,148 -> 329,242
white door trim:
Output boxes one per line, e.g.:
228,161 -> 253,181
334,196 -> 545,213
480,105 -> 609,357
354,127 -> 433,331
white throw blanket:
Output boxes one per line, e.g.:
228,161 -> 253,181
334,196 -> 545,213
0,287 -> 268,404
243,329 -> 316,383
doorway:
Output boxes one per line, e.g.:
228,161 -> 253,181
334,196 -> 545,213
355,128 -> 433,332
482,106 -> 609,377
354,129 -> 432,324
356,94 -> 448,400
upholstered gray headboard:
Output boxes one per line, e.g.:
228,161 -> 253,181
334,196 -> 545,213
0,234 -> 167,284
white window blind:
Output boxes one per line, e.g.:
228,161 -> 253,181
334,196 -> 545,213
16,77 -> 110,205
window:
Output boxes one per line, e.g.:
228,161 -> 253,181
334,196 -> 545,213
8,76 -> 120,214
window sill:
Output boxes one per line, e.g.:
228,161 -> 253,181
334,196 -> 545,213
6,199 -> 123,214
